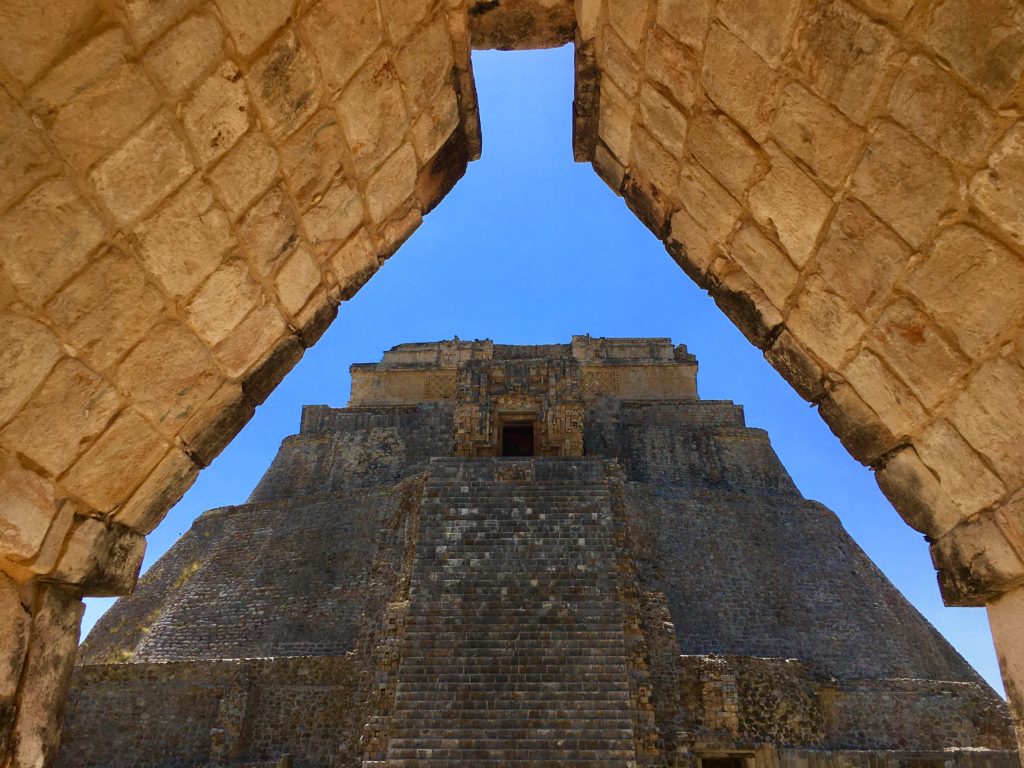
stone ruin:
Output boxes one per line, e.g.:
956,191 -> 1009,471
58,338 -> 1018,767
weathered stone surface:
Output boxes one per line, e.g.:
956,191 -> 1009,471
813,197 -> 909,317
0,90 -> 59,210
710,258 -> 784,348
702,25 -> 779,142
121,0 -> 199,45
933,513 -> 1024,606
946,357 -> 1024,488
302,0 -> 382,90
876,445 -> 964,538
655,0 -> 711,49
115,448 -> 198,534
45,246 -> 165,372
851,121 -> 959,248
842,349 -> 925,440
0,451 -> 55,562
180,382 -> 252,466
48,63 -> 160,171
643,26 -> 702,111
27,26 -> 127,116
605,32 -> 641,97
469,0 -> 575,49
247,32 -> 323,140
0,314 -> 61,425
638,84 -> 687,159
411,86 -> 459,163
818,380 -> 896,463
50,516 -> 147,595
367,144 -> 418,222
597,77 -> 634,163
764,329 -> 826,402
61,409 -> 168,512
987,587 -> 1024,747
906,225 -> 1024,358
208,131 -> 279,216
303,180 -> 364,256
728,222 -> 797,309
0,574 -> 27,700
22,501 -> 75,578
0,179 -> 105,308
135,176 -> 234,299
396,16 -> 454,114
970,122 -> 1024,247
750,144 -> 833,267
676,161 -> 741,243
770,82 -> 864,188
279,110 -> 349,209
379,0 -> 429,44
214,303 -> 289,379
330,229 -> 379,296
274,246 -> 321,316
717,0 -> 803,67
335,50 -> 409,177
916,419 -> 1006,516
89,111 -> 195,225
213,0 -> 291,55
186,258 -> 261,346
1,359 -> 120,476
0,0 -> 97,84
786,277 -> 864,369
686,108 -> 768,198
607,0 -> 649,50
888,55 -> 999,168
924,0 -> 1024,106
868,298 -> 969,409
145,14 -> 223,99
182,61 -> 250,166
115,320 -> 222,435
792,0 -> 898,124
237,186 -> 300,277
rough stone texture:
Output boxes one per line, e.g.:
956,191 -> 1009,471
60,339 -> 1017,767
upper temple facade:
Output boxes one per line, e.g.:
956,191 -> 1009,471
59,338 -> 1017,768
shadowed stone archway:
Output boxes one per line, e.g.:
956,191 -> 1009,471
0,0 -> 1023,764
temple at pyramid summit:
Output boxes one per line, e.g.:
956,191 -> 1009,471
59,337 -> 1017,768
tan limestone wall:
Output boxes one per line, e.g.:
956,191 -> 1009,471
0,0 -> 480,763
573,0 -> 1024,610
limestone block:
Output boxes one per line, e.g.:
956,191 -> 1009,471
850,121 -> 959,248
0,314 -> 61,425
115,319 -> 222,434
45,246 -> 165,372
685,109 -> 769,198
89,111 -> 195,225
716,0 -> 803,67
182,61 -> 250,166
655,0 -> 711,49
924,0 -> 1024,106
888,55 -> 999,168
237,186 -> 300,276
597,77 -> 634,165
0,90 -> 59,211
813,197 -> 909,317
280,110 -> 349,209
28,26 -> 128,115
49,515 -> 146,595
373,205 -> 421,259
627,127 -> 679,234
907,225 -> 1024,359
412,86 -> 459,163
0,0 -> 97,84
380,0 -> 429,44
0,359 -> 120,476
602,29 -> 641,96
8,584 -> 84,768
667,207 -> 718,281
213,0 -> 292,55
608,0 -> 650,50
398,17 -> 455,115
135,176 -> 234,298
275,246 -> 322,316
702,24 -> 780,142
817,381 -> 896,463
330,229 -> 379,298
122,0 -> 200,45
770,82 -> 864,188
214,302 -> 289,379
998,490 -> 1024,572
786,276 -> 864,369
115,447 -> 198,534
576,0 -> 601,41
749,144 -> 833,267
247,32 -> 323,140
49,63 -> 161,170
876,445 -> 964,538
728,223 -> 797,309
302,0 -> 382,90
916,419 -> 1006,516
638,84 -> 687,159
987,587 -> 1024,744
947,357 -> 1024,488
238,331 -> 303,406
708,256 -> 784,347
970,122 -> 1024,247
592,143 -> 625,193
367,144 -> 419,222
21,501 -> 74,578
303,180 -> 364,255
335,50 -> 409,177
209,131 -> 279,216
842,349 -> 925,440
186,258 -> 262,346
792,0 -> 898,124
868,298 -> 969,409
0,573 -> 28,700
643,26 -> 701,111
0,451 -> 55,562
763,329 -> 825,402
676,161 -> 741,242
933,512 -> 1024,606
856,0 -> 915,22
0,178 -> 105,308
145,14 -> 224,99
180,382 -> 252,465
61,409 -> 168,511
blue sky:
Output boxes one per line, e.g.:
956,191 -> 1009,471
83,45 -> 1004,696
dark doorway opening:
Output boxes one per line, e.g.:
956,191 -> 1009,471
501,423 -> 535,456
